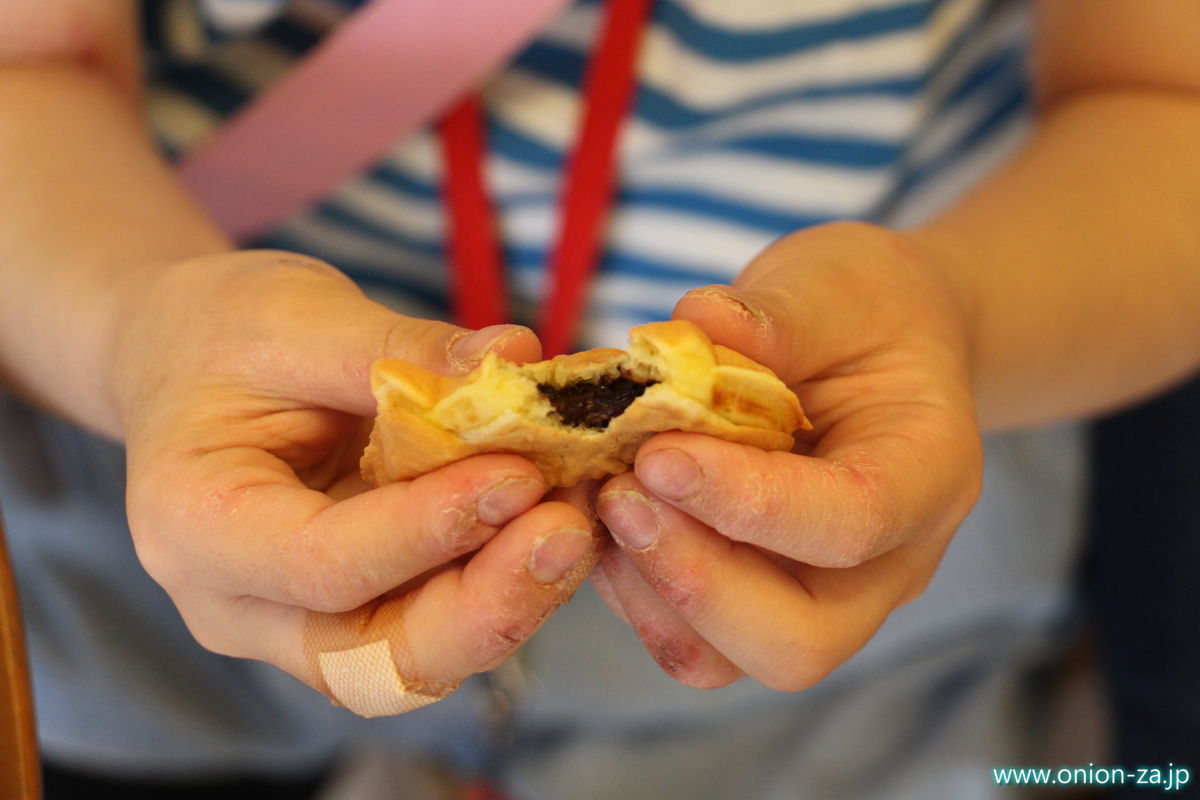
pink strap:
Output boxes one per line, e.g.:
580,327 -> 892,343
179,0 -> 571,241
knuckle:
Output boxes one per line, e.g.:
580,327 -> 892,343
278,536 -> 368,613
677,666 -> 742,690
758,614 -> 856,692
220,253 -> 354,313
898,567 -> 936,606
634,625 -> 729,688
811,456 -> 900,568
126,497 -> 199,593
191,627 -> 236,658
285,570 -> 365,613
715,455 -> 799,551
425,505 -> 491,562
961,443 -> 985,508
715,451 -> 903,568
385,317 -> 460,368
238,250 -> 349,284
758,642 -> 837,693
644,555 -> 711,618
721,491 -> 775,544
760,664 -> 828,693
829,523 -> 891,568
286,577 -> 356,613
177,607 -> 239,658
128,526 -> 182,589
471,611 -> 541,667
211,256 -> 358,339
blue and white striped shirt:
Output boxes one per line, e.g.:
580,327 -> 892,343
9,6 -> 1089,795
146,0 -> 1031,346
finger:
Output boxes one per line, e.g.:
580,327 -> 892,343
632,413 -> 979,567
403,500 -> 600,674
281,291 -> 541,416
225,251 -> 543,415
672,283 -> 810,385
181,501 -> 600,716
299,311 -> 542,417
670,223 -> 946,388
598,545 -> 743,688
546,481 -> 738,687
136,450 -> 551,612
597,475 -> 929,691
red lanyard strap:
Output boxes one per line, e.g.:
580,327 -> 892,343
440,0 -> 654,356
440,96 -> 508,330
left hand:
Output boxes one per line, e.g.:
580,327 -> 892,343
593,221 -> 983,690
113,251 -> 599,705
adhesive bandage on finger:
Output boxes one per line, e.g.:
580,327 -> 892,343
303,593 -> 457,717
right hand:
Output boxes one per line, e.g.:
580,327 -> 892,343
591,222 -> 983,691
113,250 -> 601,709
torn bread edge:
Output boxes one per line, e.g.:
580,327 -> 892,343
362,320 -> 811,488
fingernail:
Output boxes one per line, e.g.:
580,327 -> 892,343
638,450 -> 702,501
529,527 -> 594,584
688,287 -> 771,328
598,489 -> 662,551
450,324 -> 525,367
477,477 -> 545,526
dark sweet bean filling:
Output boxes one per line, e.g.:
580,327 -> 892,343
538,372 -> 657,429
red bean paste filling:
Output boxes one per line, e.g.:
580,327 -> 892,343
538,371 -> 658,429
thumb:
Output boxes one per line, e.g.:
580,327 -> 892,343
277,276 -> 541,416
670,222 -> 914,387
671,284 -> 810,387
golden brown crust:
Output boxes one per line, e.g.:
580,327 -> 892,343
362,320 -> 810,488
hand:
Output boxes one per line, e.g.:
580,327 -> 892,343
593,222 -> 983,690
114,251 -> 600,710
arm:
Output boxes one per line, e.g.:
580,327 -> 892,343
918,0 -> 1200,429
0,1 -> 228,435
0,2 -> 598,712
595,0 -> 1200,689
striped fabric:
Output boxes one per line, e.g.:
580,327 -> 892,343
145,0 -> 1032,347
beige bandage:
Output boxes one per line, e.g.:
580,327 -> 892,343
304,593 -> 458,717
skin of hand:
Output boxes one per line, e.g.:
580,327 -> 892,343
593,222 -> 983,689
0,5 -> 610,707
112,249 -> 603,695
3,5 -> 605,698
